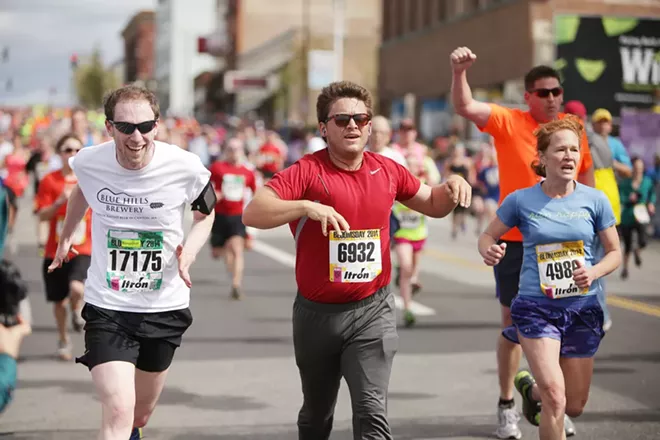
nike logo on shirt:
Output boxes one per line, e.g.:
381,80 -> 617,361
370,168 -> 381,175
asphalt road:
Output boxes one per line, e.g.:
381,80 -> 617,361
2,207 -> 660,439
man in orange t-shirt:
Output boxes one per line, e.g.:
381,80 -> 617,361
450,46 -> 594,438
35,134 -> 92,361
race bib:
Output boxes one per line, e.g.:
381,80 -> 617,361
106,229 -> 164,292
56,219 -> 86,245
329,229 -> 382,283
536,241 -> 588,299
633,204 -> 650,225
222,174 -> 246,202
260,153 -> 276,164
398,210 -> 422,230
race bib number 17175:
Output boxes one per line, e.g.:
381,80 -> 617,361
106,229 -> 164,293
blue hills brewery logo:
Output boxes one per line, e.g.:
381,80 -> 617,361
97,188 -> 162,213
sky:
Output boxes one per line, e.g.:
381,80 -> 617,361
0,0 -> 155,107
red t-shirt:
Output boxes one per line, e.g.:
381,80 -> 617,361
258,142 -> 284,174
34,170 -> 93,259
266,149 -> 421,303
209,161 -> 257,216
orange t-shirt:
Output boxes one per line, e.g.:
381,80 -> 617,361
479,104 -> 593,242
35,170 -> 93,259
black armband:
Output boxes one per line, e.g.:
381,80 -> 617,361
191,179 -> 216,215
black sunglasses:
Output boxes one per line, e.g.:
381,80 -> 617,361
326,113 -> 371,128
530,87 -> 563,98
108,120 -> 157,135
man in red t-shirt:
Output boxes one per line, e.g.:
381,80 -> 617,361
209,137 -> 257,300
243,81 -> 471,439
35,133 -> 91,361
256,131 -> 285,181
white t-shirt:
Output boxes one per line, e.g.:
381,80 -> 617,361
307,137 -> 326,154
71,141 -> 210,313
376,146 -> 407,167
0,141 -> 13,179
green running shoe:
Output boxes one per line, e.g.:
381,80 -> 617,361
514,370 -> 541,426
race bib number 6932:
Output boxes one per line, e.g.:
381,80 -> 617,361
329,229 -> 382,283
106,229 -> 164,292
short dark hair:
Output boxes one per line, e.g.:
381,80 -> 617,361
103,85 -> 160,121
316,81 -> 373,124
55,133 -> 83,153
524,66 -> 561,91
71,106 -> 87,117
631,156 -> 644,167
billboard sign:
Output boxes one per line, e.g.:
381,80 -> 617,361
223,71 -> 279,93
555,15 -> 660,117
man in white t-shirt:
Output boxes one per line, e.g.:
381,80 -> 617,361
368,115 -> 407,166
48,85 -> 216,440
368,116 -> 408,244
0,131 -> 13,179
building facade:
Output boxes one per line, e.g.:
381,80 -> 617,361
205,0 -> 382,126
121,11 -> 155,86
154,0 -> 219,116
379,0 -> 660,140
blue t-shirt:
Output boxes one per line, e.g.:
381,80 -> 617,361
607,136 -> 632,168
0,353 -> 16,413
478,166 -> 500,201
497,182 -> 616,299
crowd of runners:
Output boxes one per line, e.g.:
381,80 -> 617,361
0,45 -> 657,440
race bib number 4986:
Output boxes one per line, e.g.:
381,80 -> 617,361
106,229 -> 164,292
329,229 -> 382,283
536,241 -> 588,299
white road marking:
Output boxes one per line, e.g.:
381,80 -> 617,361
252,240 -> 436,316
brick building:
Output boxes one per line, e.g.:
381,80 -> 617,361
207,0 -> 381,126
379,0 -> 660,139
121,11 -> 155,85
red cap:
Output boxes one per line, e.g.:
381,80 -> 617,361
564,100 -> 587,119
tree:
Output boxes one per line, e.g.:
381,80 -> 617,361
73,48 -> 119,109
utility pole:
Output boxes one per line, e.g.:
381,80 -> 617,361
301,0 -> 310,124
70,53 -> 79,106
333,0 -> 344,82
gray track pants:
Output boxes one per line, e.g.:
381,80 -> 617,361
293,287 -> 398,440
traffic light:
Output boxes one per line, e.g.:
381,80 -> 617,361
70,53 -> 78,69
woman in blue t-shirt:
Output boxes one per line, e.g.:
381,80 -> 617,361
478,117 -> 621,440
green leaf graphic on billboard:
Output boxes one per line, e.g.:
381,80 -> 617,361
555,15 -> 580,44
554,58 -> 568,70
602,18 -> 638,36
575,59 -> 606,82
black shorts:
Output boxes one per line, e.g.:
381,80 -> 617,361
211,214 -> 246,248
620,223 -> 647,255
42,255 -> 91,302
493,240 -> 523,308
258,169 -> 276,179
75,303 -> 193,373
